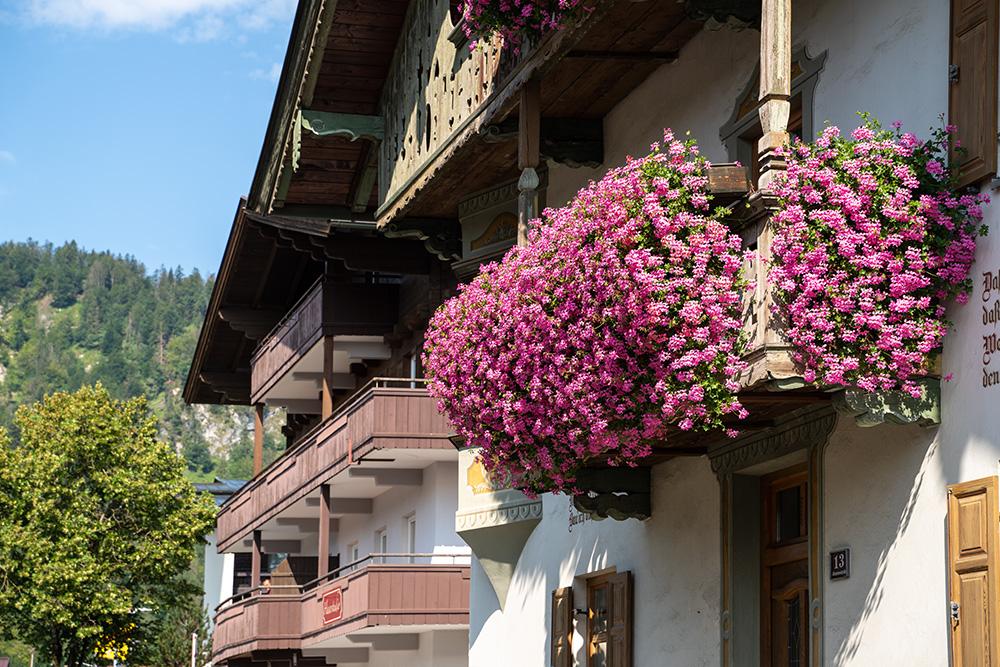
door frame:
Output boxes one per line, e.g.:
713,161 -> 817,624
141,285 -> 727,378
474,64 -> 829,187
711,406 -> 837,667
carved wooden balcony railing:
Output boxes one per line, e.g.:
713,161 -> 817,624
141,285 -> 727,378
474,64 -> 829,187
212,555 -> 471,665
216,379 -> 456,551
250,278 -> 399,404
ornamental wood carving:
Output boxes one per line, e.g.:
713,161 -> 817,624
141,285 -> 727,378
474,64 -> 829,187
379,0 -> 510,209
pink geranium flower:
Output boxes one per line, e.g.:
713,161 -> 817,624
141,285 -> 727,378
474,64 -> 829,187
424,130 -> 748,494
770,115 -> 987,397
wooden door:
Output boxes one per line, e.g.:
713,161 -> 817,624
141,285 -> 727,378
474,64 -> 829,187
948,476 -> 1000,667
762,466 -> 810,667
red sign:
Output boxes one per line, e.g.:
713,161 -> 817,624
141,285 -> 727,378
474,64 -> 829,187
322,587 -> 343,625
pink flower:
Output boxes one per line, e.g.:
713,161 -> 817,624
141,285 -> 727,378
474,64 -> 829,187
770,116 -> 985,397
425,131 -> 747,494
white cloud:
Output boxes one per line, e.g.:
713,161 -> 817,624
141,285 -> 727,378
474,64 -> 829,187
24,0 -> 296,35
0,151 -> 15,165
249,62 -> 281,83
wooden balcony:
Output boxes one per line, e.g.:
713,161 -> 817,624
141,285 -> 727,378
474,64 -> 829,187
250,278 -> 399,404
300,558 -> 471,644
212,556 -> 471,665
213,593 -> 302,664
216,379 -> 455,552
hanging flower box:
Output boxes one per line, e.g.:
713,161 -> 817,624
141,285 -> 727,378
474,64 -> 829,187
424,131 -> 749,494
768,116 -> 988,398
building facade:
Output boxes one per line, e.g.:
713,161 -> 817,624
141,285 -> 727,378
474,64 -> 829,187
189,0 -> 1000,665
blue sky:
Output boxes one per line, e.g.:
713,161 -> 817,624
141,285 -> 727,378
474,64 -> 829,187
0,0 -> 297,275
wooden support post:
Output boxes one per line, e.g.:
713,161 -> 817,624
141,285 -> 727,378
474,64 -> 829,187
253,403 -> 264,476
322,335 -> 335,420
318,484 -> 331,578
517,78 -> 541,247
251,529 -> 263,589
756,0 -> 792,191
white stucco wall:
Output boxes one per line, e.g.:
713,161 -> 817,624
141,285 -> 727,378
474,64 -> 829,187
203,533 -> 234,629
335,461 -> 470,563
469,457 -> 720,667
473,0 -> 1000,665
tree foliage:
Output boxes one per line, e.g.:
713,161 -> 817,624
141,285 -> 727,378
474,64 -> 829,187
0,239 -> 285,479
0,385 -> 216,667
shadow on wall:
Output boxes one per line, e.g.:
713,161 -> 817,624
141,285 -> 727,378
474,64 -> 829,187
828,421 -> 938,665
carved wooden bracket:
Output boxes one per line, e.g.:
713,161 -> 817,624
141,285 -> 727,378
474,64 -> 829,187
382,218 -> 462,262
572,467 -> 651,521
684,0 -> 761,28
299,109 -> 385,142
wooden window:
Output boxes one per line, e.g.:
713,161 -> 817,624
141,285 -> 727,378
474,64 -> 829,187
950,0 -> 998,187
947,476 -> 1000,666
551,587 -> 574,667
587,572 -> 633,667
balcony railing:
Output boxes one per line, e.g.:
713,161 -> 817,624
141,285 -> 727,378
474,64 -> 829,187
212,554 -> 471,665
250,278 -> 400,403
216,378 -> 455,551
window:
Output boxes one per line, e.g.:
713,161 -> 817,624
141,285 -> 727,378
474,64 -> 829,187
720,47 -> 826,184
347,542 -> 360,571
405,513 -> 417,563
374,528 -> 388,564
585,572 -> 632,667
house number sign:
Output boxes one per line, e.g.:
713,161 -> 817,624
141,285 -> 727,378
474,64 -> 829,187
830,548 -> 850,580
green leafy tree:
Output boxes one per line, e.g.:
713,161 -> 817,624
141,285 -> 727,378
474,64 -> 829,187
0,385 -> 216,667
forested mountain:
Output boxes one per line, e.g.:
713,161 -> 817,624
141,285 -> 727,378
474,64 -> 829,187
0,240 -> 284,481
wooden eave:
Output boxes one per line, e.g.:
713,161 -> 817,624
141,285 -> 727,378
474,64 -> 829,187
184,203 -> 327,406
375,0 -> 703,224
183,201 -> 437,406
250,0 -> 413,216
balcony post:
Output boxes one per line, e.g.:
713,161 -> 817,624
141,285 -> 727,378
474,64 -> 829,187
322,335 -> 335,420
251,529 -> 262,589
318,484 -> 331,578
253,403 -> 264,475
517,78 -> 541,247
756,0 -> 792,191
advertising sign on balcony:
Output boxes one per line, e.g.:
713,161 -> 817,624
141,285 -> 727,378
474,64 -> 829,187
322,587 -> 343,625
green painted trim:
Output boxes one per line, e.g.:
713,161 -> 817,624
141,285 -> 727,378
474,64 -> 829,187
300,109 -> 385,142
832,378 -> 941,427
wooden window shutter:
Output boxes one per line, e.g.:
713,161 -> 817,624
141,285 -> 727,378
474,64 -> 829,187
551,586 -> 574,667
948,476 -> 1000,666
608,571 -> 633,667
950,0 -> 999,186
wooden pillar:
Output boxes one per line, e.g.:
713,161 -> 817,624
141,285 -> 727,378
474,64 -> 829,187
251,529 -> 263,589
322,335 -> 335,420
318,484 -> 331,578
517,78 -> 541,247
756,0 -> 792,191
253,403 -> 265,476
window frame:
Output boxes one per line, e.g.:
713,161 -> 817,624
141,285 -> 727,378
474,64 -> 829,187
720,46 -> 827,173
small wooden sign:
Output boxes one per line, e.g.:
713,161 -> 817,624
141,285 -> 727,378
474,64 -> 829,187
830,548 -> 850,580
322,587 -> 343,624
